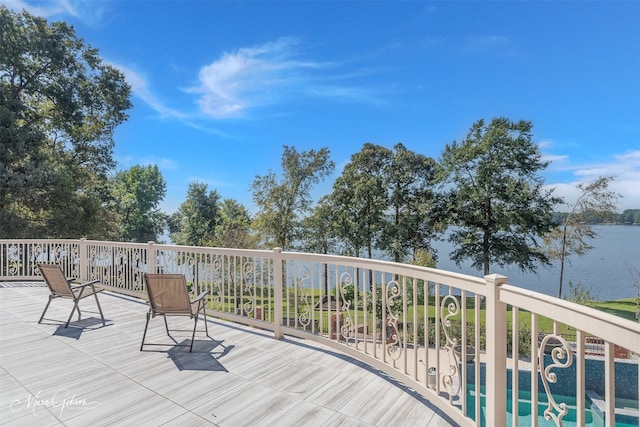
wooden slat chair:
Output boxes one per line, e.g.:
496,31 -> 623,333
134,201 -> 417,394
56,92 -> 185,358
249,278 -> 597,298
37,263 -> 105,328
141,273 -> 210,352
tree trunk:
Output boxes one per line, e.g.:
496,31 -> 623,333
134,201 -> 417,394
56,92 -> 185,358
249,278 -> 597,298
558,226 -> 568,298
483,231 -> 490,276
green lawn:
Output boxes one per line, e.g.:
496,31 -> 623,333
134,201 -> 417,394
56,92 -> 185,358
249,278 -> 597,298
203,286 -> 639,336
596,298 -> 639,322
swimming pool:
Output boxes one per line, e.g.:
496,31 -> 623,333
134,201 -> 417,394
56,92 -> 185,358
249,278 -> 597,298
465,386 -> 638,427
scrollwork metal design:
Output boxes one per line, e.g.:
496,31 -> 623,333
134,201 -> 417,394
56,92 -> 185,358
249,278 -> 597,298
384,280 -> 402,360
242,258 -> 256,316
68,244 -> 80,278
293,264 -> 312,328
338,272 -> 354,340
538,334 -> 573,426
440,294 -> 462,397
87,245 -> 98,280
114,248 -> 126,289
210,256 -> 223,309
52,244 -> 63,264
6,244 -> 20,276
131,249 -> 144,291
440,294 -> 460,349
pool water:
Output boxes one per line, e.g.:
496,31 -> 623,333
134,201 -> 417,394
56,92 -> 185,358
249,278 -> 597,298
465,386 -> 638,427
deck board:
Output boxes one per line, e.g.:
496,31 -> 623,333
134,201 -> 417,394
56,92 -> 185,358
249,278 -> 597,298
0,285 -> 455,426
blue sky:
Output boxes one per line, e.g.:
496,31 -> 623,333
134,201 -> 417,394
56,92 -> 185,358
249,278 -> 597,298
6,0 -> 640,214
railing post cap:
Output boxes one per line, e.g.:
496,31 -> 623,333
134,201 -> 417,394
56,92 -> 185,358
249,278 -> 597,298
273,247 -> 282,253
147,241 -> 155,245
484,273 -> 508,286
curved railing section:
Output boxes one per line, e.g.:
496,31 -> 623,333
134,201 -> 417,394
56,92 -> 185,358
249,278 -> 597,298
1,239 -> 638,427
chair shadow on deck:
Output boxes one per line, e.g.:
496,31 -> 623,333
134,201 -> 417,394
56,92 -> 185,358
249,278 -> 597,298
166,337 -> 234,372
46,316 -> 112,340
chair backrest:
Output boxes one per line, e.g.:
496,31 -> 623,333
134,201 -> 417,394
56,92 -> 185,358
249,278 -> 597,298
144,274 -> 192,316
38,264 -> 74,297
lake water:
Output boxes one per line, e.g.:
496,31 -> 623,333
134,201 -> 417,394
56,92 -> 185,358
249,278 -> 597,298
430,225 -> 640,301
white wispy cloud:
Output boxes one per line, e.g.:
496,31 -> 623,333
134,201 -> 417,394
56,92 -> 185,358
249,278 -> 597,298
190,37 -> 379,119
110,62 -> 234,137
576,150 -> 640,210
109,62 -> 187,120
545,150 -> 640,211
539,141 -> 570,169
4,0 -> 109,28
3,0 -> 68,17
542,153 -> 570,165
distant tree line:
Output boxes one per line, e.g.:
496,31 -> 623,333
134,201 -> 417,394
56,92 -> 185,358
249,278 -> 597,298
2,7 -> 630,298
619,209 -> 640,225
552,209 -> 640,225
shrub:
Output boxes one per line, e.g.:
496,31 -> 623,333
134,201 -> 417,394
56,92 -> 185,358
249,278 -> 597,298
564,281 -> 598,308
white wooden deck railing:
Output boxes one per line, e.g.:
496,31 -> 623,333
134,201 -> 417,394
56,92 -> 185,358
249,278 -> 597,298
1,239 -> 638,427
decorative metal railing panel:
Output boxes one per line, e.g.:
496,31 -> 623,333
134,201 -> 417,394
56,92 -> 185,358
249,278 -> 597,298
1,239 -> 638,427
0,240 -> 80,279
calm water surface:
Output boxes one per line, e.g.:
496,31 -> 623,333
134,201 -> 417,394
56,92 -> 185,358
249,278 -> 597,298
432,225 -> 640,301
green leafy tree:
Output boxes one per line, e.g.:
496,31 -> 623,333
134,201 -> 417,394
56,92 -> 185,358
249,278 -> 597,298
301,195 -> 339,255
169,182 -> 220,246
380,142 -> 442,263
0,7 -> 131,238
111,165 -> 167,242
439,117 -> 560,276
331,143 -> 390,258
212,198 -> 257,249
543,176 -> 620,297
406,248 -> 438,303
251,146 -> 334,249
301,195 -> 340,294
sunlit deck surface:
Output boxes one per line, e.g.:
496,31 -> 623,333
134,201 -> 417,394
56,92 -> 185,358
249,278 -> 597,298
0,283 -> 454,426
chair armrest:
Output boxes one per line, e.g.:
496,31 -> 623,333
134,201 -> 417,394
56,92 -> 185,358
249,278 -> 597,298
71,280 -> 101,289
192,290 -> 209,303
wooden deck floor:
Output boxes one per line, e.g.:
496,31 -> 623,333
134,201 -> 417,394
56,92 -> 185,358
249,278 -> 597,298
0,284 -> 455,426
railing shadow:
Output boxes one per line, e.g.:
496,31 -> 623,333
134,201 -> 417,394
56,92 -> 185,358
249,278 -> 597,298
277,336 -> 458,425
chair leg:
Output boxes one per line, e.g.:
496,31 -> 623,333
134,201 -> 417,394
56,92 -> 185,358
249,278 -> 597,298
190,315 -> 198,352
38,295 -> 54,324
163,315 -> 170,335
66,286 -> 87,327
140,311 -> 151,351
66,299 -> 81,328
202,304 -> 209,337
93,289 -> 105,325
